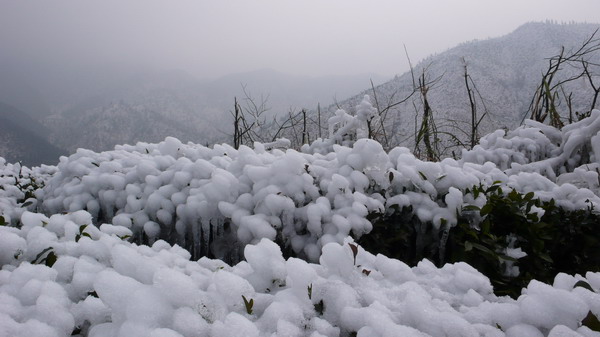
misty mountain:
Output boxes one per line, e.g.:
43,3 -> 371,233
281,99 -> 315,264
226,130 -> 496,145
43,101 -> 203,153
205,68 -> 387,110
39,69 -> 386,153
0,102 -> 65,166
329,22 -> 600,152
0,70 -> 51,118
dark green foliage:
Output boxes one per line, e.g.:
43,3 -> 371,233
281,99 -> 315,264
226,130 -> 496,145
360,204 -> 444,267
242,295 -> 254,315
583,310 -> 600,332
359,183 -> 600,298
14,166 -> 43,205
75,224 -> 92,242
314,299 -> 324,316
31,247 -> 57,267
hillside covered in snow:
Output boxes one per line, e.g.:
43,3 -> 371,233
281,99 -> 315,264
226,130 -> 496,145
328,22 -> 600,154
1,93 -> 600,336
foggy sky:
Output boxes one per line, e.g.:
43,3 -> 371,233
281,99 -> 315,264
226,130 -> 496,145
2,0 -> 600,79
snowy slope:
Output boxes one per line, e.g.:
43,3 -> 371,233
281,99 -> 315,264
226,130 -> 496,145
328,22 -> 600,152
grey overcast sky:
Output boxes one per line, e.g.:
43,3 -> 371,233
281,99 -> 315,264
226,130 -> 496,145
1,0 -> 600,79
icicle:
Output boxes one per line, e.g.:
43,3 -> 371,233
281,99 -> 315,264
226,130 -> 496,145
201,218 -> 210,257
438,223 -> 450,265
191,220 -> 200,260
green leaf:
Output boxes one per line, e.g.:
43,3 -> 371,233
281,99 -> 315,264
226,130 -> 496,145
32,247 -> 53,264
79,224 -> 89,234
498,254 -> 518,262
574,281 -> 595,292
435,174 -> 447,182
538,252 -> 554,263
44,252 -> 57,267
480,203 -> 493,216
481,220 -> 491,235
466,230 -> 479,240
471,242 -> 496,256
487,185 -> 499,193
462,205 -> 481,212
582,311 -> 600,331
464,241 -> 473,252
0,215 -> 6,226
418,171 -> 427,180
242,295 -> 254,315
524,192 -> 535,202
21,201 -> 33,207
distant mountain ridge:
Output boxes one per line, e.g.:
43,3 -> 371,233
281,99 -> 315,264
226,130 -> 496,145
330,22 -> 600,151
0,102 -> 65,166
2,22 -> 599,164
38,69 -> 386,153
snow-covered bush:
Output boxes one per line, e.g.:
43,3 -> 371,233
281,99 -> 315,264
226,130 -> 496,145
362,180 -> 600,297
462,109 -> 600,195
32,110 -> 600,267
1,210 -> 599,336
0,158 -> 54,226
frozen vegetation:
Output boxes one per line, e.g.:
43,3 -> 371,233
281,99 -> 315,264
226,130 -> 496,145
1,97 -> 600,336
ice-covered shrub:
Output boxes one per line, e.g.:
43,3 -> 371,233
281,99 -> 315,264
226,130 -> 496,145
29,110 -> 600,267
463,109 -> 600,194
0,158 -> 54,226
1,211 -> 599,336
361,180 -> 600,298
